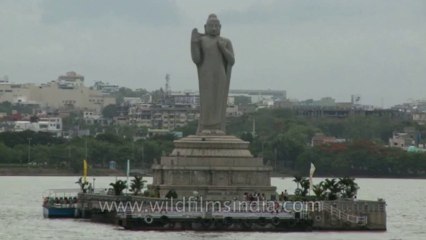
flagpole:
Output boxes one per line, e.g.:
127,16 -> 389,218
126,159 -> 130,194
83,160 -> 88,184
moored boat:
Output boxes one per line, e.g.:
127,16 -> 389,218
42,189 -> 80,218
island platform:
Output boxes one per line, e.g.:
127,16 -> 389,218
72,193 -> 386,231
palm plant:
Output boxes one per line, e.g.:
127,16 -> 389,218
110,180 -> 127,196
338,177 -> 359,198
300,178 -> 310,196
322,178 -> 341,200
293,176 -> 304,195
75,177 -> 89,193
154,186 -> 160,198
130,176 -> 147,195
293,176 -> 303,188
165,189 -> 178,199
312,183 -> 326,200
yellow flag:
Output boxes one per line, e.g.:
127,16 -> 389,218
83,160 -> 88,183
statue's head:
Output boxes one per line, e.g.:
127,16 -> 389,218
204,14 -> 221,36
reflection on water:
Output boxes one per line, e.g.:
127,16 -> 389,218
0,176 -> 424,240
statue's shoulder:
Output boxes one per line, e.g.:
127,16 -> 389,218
219,36 -> 232,44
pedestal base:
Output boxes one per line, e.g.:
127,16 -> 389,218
150,135 -> 276,200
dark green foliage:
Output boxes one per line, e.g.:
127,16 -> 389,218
295,140 -> 426,177
240,132 -> 254,143
112,87 -> 148,105
175,120 -> 197,137
165,189 -> 178,199
0,130 -> 64,148
109,180 -> 127,195
76,177 -> 89,193
226,109 -> 318,169
300,178 -> 310,197
0,129 -> 175,171
130,176 -> 147,195
0,101 -> 34,115
144,185 -> 161,198
95,133 -> 124,144
292,176 -> 304,196
1,108 -> 426,177
233,96 -> 251,105
221,109 -> 426,177
312,183 -> 326,200
322,178 -> 340,200
338,177 -> 359,198
292,176 -> 311,197
295,177 -> 359,201
102,104 -> 121,119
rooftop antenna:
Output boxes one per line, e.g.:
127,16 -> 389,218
165,74 -> 171,96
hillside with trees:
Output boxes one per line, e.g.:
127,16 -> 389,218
224,109 -> 426,177
1,108 -> 425,177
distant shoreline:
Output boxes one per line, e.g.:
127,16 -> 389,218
0,167 -> 126,177
271,171 -> 426,179
0,168 -> 425,179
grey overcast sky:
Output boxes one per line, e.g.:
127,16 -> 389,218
1,0 -> 425,107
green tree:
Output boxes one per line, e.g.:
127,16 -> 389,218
338,177 -> 359,198
234,96 -> 251,105
312,183 -> 326,200
113,87 -> 148,104
293,176 -> 305,195
165,189 -> 178,199
96,133 -> 123,145
300,178 -> 310,197
102,104 -> 120,119
76,177 -> 89,193
109,180 -> 127,195
129,176 -> 147,195
322,178 -> 341,200
240,132 -> 254,143
0,143 -> 19,164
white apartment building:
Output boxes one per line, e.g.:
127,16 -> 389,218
14,117 -> 62,136
93,81 -> 119,94
127,103 -> 199,129
389,132 -> 416,149
226,105 -> 243,117
413,112 -> 426,125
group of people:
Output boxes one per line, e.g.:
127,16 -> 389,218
242,190 -> 290,202
243,192 -> 267,202
278,190 -> 289,201
43,196 -> 78,206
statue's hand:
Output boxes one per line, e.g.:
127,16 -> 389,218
217,38 -> 227,50
191,28 -> 201,43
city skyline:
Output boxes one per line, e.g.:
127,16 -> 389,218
1,0 -> 425,107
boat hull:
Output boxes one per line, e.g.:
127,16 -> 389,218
43,207 -> 78,218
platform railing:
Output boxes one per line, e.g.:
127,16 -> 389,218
322,203 -> 368,225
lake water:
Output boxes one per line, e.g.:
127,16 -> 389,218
0,176 -> 425,240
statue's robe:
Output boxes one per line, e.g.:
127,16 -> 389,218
192,35 -> 234,134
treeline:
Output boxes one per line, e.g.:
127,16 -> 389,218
1,108 -> 426,177
0,130 -> 175,173
222,108 -> 426,177
297,141 -> 426,177
0,101 -> 34,115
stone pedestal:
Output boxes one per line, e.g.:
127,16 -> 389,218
151,134 -> 276,200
